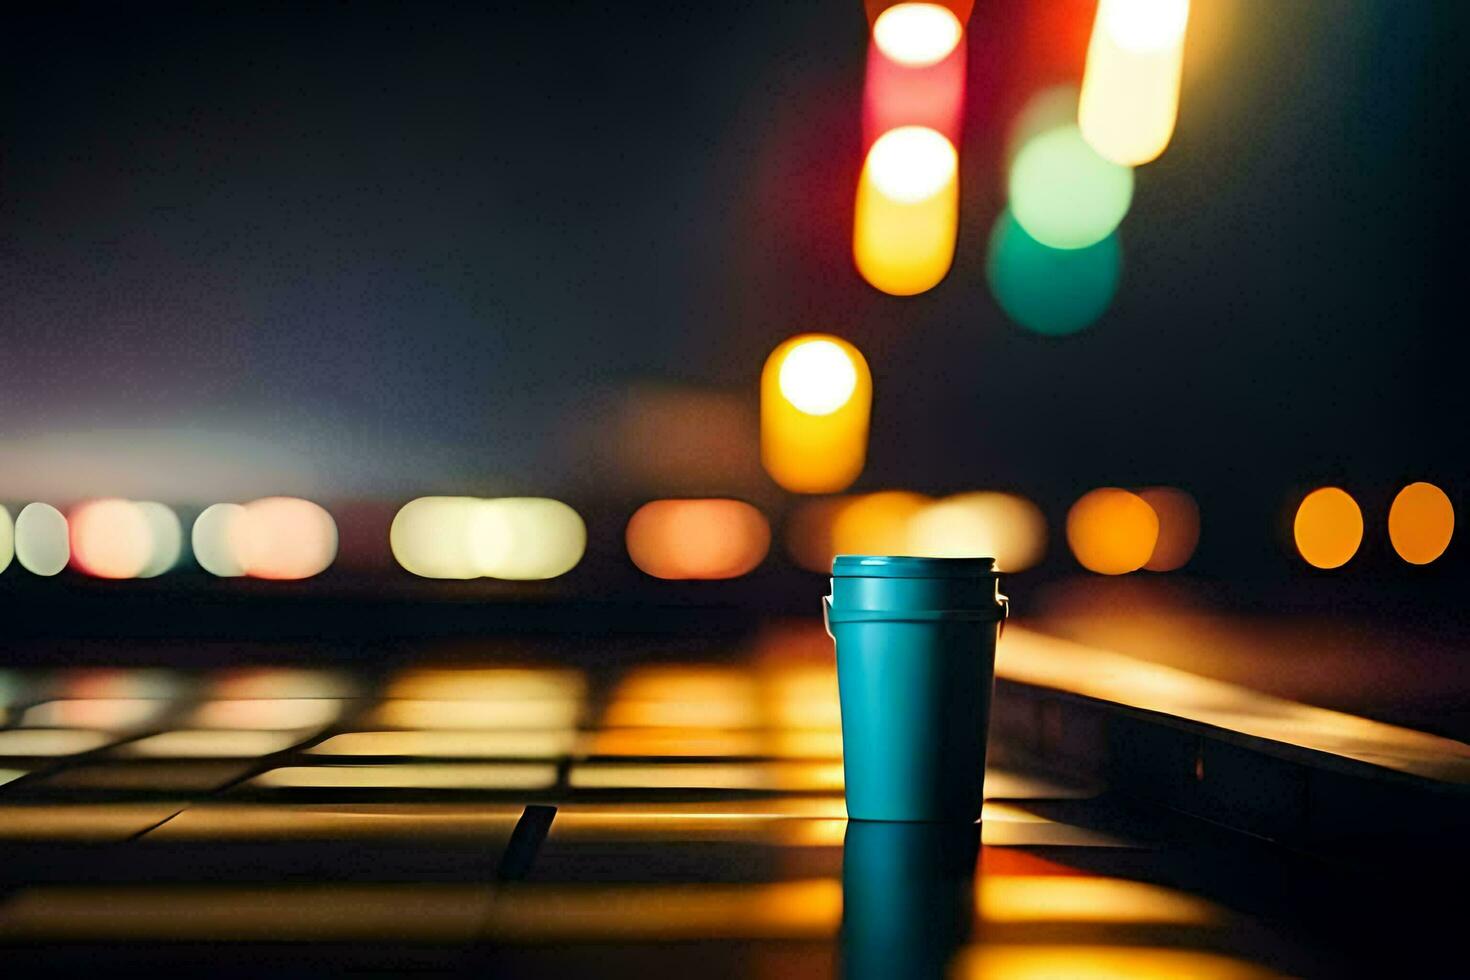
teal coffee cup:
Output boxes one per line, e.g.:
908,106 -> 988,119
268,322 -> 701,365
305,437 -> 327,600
824,556 -> 1007,823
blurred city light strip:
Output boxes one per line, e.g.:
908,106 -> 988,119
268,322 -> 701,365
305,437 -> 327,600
191,502 -> 247,576
13,502 -> 69,576
188,697 -> 343,730
20,698 -> 171,731
190,497 -> 337,580
760,335 -> 872,493
1079,0 -> 1191,166
1388,481 -> 1454,565
390,496 -> 585,580
386,667 -> 585,702
856,3 -> 969,295
372,699 -> 582,731
625,499 -> 771,580
118,729 -> 308,758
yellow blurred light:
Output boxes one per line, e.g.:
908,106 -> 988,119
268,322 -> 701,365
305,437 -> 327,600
190,698 -> 342,730
625,499 -> 771,580
830,491 -> 929,557
120,730 -> 306,758
236,497 -> 337,580
308,730 -> 576,759
389,496 -> 482,579
978,875 -> 1219,925
468,497 -> 585,580
1293,487 -> 1363,570
192,503 -> 247,577
0,505 -> 13,573
252,764 -> 558,791
373,699 -> 582,730
386,667 -> 585,702
761,335 -> 872,494
854,126 -> 959,295
22,698 -> 170,730
1388,482 -> 1454,565
0,729 -> 114,757
14,502 -> 70,576
953,945 -> 1279,980
872,3 -> 963,68
1138,486 -> 1200,571
1067,487 -> 1159,575
778,340 -> 859,416
909,492 -> 1048,571
1080,0 -> 1189,165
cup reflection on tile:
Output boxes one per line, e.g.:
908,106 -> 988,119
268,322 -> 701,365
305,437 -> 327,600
841,821 -> 979,980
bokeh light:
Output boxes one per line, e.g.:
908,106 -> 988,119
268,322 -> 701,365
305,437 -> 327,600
626,499 -> 771,580
389,496 -> 482,580
137,503 -> 183,577
69,499 -> 152,579
761,335 -> 872,494
987,209 -> 1121,335
1388,482 -> 1453,565
832,491 -> 930,557
777,340 -> 859,416
909,492 -> 1049,571
1005,84 -> 1079,172
192,503 -> 247,577
469,497 -> 586,580
1067,488 -> 1159,574
853,126 -> 959,295
1138,486 -> 1200,571
235,497 -> 338,580
1080,0 -> 1190,165
1,505 -> 13,574
1292,487 -> 1363,570
1009,124 -> 1133,250
783,497 -> 850,573
872,3 -> 962,67
14,502 -> 70,576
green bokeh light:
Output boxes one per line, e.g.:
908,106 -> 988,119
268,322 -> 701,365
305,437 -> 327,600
1008,124 -> 1133,250
987,209 -> 1121,336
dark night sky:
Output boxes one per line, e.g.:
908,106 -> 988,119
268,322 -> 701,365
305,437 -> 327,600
1,1 -> 1464,570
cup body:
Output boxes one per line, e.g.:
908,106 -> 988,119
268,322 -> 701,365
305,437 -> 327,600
826,556 -> 1004,822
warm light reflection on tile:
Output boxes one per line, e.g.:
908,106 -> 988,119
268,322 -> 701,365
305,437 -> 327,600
978,876 -> 1221,925
0,769 -> 26,787
386,668 -> 586,702
372,699 -> 581,730
20,699 -> 170,731
953,945 -> 1281,979
209,668 -> 357,700
603,699 -> 763,729
119,729 -> 307,758
584,728 -> 844,760
570,762 -> 844,792
555,797 -> 849,819
980,802 -> 1137,848
37,762 -> 255,792
481,879 -> 841,941
251,763 -> 558,790
0,669 -> 22,706
146,803 -> 526,839
0,729 -> 115,757
189,698 -> 343,730
0,802 -> 185,841
0,885 -> 493,941
984,768 -> 1100,800
308,730 -> 576,759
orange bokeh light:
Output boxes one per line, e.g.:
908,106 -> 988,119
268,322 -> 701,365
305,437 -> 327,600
1388,482 -> 1454,566
235,497 -> 338,580
1138,487 -> 1200,572
1292,487 -> 1363,570
69,499 -> 153,579
626,499 -> 771,580
1067,488 -> 1159,575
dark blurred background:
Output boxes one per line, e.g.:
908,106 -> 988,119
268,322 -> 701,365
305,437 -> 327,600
1,0 -> 1465,586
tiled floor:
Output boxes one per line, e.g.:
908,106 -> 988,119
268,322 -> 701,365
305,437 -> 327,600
0,657 -> 1379,975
